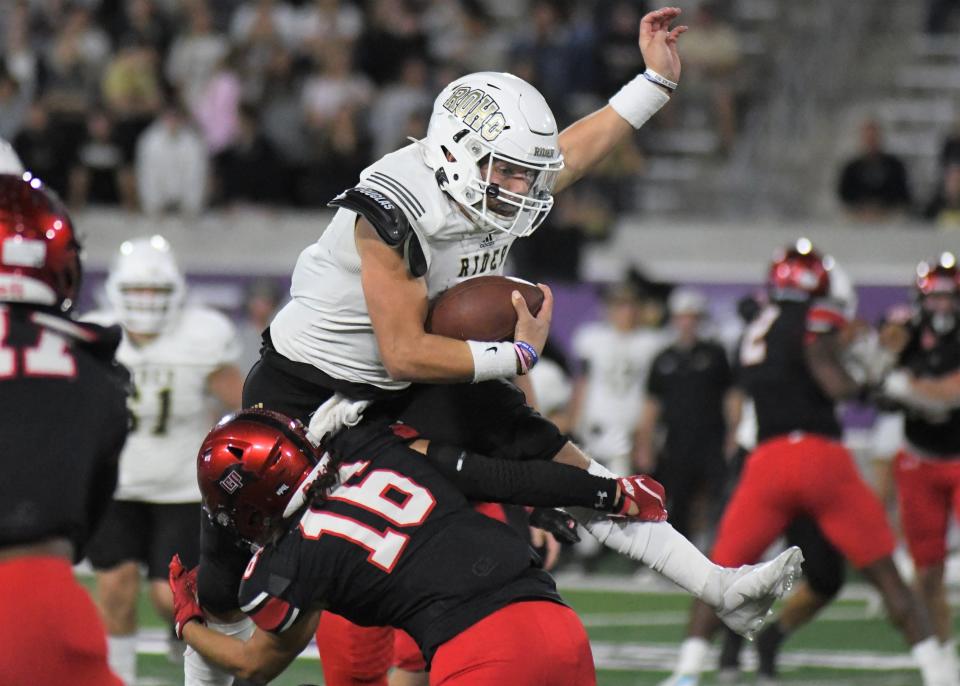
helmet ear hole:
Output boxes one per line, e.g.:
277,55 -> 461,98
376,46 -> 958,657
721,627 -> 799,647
227,445 -> 244,460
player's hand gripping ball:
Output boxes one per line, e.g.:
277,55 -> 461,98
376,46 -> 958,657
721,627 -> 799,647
425,275 -> 545,342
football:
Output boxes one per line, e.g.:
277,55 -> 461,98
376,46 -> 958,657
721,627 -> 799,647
425,275 -> 545,341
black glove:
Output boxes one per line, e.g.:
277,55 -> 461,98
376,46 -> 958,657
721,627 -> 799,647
529,507 -> 580,544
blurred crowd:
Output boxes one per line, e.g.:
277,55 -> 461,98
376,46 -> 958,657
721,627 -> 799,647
0,0 -> 749,218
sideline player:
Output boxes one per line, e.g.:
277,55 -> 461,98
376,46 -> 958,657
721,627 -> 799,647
0,173 -> 130,685
84,236 -> 243,684
885,254 -> 960,675
659,240 -> 954,686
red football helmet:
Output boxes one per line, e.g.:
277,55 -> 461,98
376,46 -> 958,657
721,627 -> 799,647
915,254 -> 959,298
767,238 -> 830,300
197,408 -> 326,546
0,174 -> 81,311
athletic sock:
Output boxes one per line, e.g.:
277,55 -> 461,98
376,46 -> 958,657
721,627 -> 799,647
107,634 -> 137,686
676,637 -> 710,676
913,636 -> 958,686
756,620 -> 787,676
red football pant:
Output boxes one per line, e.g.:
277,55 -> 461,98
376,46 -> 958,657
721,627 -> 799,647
0,556 -> 122,686
394,628 -> 427,672
316,611 -> 394,686
430,601 -> 595,686
894,451 -> 960,567
711,434 -> 895,569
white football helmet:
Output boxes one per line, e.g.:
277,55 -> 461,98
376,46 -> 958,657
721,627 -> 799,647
419,72 -> 564,237
105,235 -> 186,335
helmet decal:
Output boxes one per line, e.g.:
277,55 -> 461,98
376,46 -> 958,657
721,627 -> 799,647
441,87 -> 506,141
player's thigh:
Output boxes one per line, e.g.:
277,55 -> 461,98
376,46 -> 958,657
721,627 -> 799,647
0,557 -> 122,686
812,443 -> 895,568
316,611 -> 393,686
395,381 -> 567,462
146,501 -> 201,579
895,452 -> 954,567
242,356 -> 333,424
430,601 -> 594,686
392,629 -> 427,678
710,449 -> 793,567
86,499 -> 150,571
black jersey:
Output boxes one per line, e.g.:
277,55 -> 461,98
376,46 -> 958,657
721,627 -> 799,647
237,424 -> 561,665
737,300 -> 844,443
0,305 -> 129,554
899,316 -> 960,456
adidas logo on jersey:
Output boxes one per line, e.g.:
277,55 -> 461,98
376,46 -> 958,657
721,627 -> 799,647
479,233 -> 495,249
442,87 -> 507,142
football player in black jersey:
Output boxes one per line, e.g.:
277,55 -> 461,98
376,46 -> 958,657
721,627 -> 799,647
661,241 -> 952,686
0,173 -> 130,685
171,408 -> 673,685
885,254 -> 960,674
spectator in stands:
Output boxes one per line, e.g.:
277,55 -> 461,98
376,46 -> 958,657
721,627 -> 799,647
101,38 -> 164,162
301,41 -> 373,129
14,100 -> 72,194
107,0 -> 172,55
230,0 -> 298,49
510,0 -> 593,124
258,45 -> 310,188
368,56 -> 431,158
355,0 -> 429,84
43,5 -> 110,119
925,0 -> 960,33
135,103 -> 208,216
675,1 -> 741,152
453,1 -> 511,74
214,104 -> 283,206
299,102 -> 370,205
923,163 -> 960,229
3,4 -> 39,92
940,119 -> 960,169
294,0 -> 365,54
837,118 -> 912,221
0,66 -> 30,141
191,49 -> 244,154
165,3 -> 229,112
69,109 -> 135,208
634,288 -> 739,544
595,0 -> 647,97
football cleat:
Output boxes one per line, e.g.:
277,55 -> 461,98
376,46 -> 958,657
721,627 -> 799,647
715,546 -> 804,639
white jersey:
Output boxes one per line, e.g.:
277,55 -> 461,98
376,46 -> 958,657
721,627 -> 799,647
270,142 -> 516,389
573,322 -> 668,463
83,306 -> 241,502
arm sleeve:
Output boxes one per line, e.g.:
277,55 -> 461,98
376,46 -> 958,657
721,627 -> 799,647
425,443 -> 620,511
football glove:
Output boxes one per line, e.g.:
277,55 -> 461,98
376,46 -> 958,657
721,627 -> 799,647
169,554 -> 204,639
529,507 -> 580,544
616,475 -> 668,521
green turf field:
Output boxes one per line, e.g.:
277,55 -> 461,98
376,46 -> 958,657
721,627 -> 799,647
80,574 -> 932,686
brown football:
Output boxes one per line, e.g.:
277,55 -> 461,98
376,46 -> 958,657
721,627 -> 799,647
425,275 -> 544,342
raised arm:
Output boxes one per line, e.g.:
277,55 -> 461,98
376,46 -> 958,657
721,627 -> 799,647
555,6 -> 687,192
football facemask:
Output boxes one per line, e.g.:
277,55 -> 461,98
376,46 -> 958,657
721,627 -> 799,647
105,235 -> 185,335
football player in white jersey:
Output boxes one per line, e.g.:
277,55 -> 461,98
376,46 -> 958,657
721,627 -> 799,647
84,236 -> 243,686
195,9 -> 801,686
571,279 -> 669,477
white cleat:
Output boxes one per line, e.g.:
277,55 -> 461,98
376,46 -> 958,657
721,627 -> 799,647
715,546 -> 804,639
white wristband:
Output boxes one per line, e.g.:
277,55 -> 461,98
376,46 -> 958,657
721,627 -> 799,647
467,340 -> 518,382
609,74 -> 671,129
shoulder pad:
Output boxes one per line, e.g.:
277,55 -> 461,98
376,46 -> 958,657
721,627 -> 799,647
329,186 -> 411,248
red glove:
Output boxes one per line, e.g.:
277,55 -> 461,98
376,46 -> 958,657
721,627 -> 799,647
169,554 -> 204,639
615,475 -> 668,521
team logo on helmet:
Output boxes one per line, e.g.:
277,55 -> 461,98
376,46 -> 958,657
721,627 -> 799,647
220,469 -> 245,494
442,87 -> 506,141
